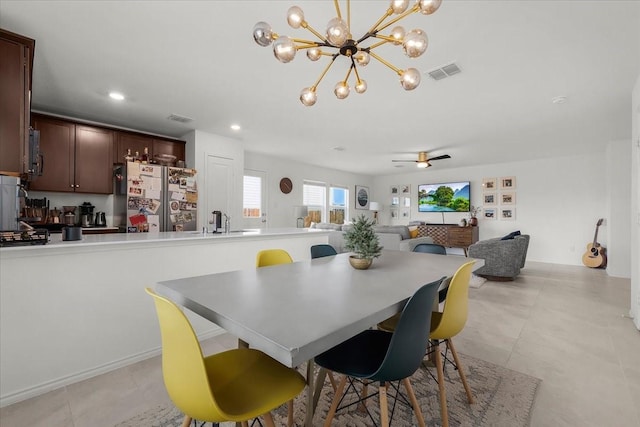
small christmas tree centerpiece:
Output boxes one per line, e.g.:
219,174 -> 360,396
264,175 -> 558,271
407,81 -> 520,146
344,214 -> 383,269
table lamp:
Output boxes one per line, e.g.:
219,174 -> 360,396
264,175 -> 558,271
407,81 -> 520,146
369,202 -> 381,224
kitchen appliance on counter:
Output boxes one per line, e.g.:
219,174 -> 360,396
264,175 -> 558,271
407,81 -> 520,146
62,206 -> 77,226
79,202 -> 95,227
1,175 -> 21,231
114,162 -> 198,233
94,212 -> 106,227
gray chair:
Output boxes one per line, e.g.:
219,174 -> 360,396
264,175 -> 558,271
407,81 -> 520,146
310,244 -> 338,259
413,243 -> 447,255
468,234 -> 530,280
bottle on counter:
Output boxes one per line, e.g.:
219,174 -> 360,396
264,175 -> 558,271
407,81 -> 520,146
134,151 -> 141,163
141,147 -> 149,164
124,148 -> 133,162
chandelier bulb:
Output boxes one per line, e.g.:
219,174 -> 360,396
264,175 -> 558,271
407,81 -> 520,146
390,26 -> 406,45
403,29 -> 428,58
354,51 -> 370,66
300,87 -> 317,106
355,79 -> 368,94
418,0 -> 442,15
273,36 -> 297,63
307,47 -> 322,61
334,81 -> 350,99
390,0 -> 410,14
253,22 -> 274,47
400,68 -> 421,90
326,17 -> 349,47
287,6 -> 305,29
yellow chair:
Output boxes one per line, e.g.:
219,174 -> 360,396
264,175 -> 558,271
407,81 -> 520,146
256,248 -> 293,267
145,288 -> 305,427
377,261 -> 476,427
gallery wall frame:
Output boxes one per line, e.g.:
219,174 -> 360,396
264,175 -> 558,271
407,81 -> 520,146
483,192 -> 497,205
355,185 -> 370,210
500,176 -> 516,189
482,177 -> 497,190
483,208 -> 497,220
501,192 -> 516,205
500,207 -> 515,220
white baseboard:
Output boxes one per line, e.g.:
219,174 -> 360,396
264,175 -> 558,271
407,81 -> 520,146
0,327 -> 224,408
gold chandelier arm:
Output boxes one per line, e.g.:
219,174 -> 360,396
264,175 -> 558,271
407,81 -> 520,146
367,40 -> 390,50
343,65 -> 353,83
368,51 -> 402,75
374,4 -> 420,33
347,0 -> 351,34
301,22 -> 329,43
295,44 -> 322,51
367,8 -> 394,35
291,38 -> 320,46
311,56 -> 339,90
351,59 -> 363,84
333,0 -> 342,20
373,34 -> 396,43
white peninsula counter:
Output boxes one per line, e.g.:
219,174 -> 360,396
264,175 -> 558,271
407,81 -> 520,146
0,228 -> 329,407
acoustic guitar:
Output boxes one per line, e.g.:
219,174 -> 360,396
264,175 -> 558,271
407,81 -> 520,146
582,219 -> 607,268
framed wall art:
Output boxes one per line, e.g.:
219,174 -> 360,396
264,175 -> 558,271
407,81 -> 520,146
355,185 -> 370,210
483,208 -> 497,220
390,185 -> 399,194
500,207 -> 515,220
501,192 -> 516,205
401,184 -> 411,195
483,192 -> 497,205
482,177 -> 497,191
403,197 -> 411,207
390,208 -> 399,219
391,196 -> 400,206
500,176 -> 516,189
401,209 -> 410,218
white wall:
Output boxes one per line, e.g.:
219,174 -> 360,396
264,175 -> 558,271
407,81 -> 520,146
631,73 -> 640,328
606,140 -> 632,278
372,152 -> 630,268
243,152 -> 374,228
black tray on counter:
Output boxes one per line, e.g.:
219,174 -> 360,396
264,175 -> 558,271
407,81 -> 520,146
0,229 -> 50,247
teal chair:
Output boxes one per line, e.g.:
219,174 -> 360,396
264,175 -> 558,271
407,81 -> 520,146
310,244 -> 338,259
315,278 -> 444,427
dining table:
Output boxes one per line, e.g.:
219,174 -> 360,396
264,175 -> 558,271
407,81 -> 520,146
156,249 -> 482,426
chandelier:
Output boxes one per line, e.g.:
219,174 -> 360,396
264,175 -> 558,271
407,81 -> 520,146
252,0 -> 443,106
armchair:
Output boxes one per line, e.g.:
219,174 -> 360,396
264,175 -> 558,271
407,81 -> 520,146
467,234 -> 530,280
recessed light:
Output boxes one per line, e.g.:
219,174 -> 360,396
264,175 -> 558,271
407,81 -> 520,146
332,146 -> 346,151
230,124 -> 241,131
109,92 -> 125,101
551,96 -> 567,104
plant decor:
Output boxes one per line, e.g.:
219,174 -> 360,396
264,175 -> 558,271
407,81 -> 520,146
344,214 -> 382,260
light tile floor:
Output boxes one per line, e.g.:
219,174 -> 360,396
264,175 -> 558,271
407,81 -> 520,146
1,261 -> 638,427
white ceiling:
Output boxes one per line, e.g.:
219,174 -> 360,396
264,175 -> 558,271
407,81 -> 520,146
1,1 -> 639,175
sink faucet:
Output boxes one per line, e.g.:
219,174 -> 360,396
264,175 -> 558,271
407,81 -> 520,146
223,213 -> 230,234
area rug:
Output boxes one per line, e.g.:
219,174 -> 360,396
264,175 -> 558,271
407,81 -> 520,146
469,274 -> 487,289
115,353 -> 540,427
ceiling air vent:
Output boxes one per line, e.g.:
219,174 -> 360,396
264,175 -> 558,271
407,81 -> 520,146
167,114 -> 194,123
427,62 -> 461,81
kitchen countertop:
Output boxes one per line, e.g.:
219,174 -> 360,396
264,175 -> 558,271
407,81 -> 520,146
0,228 -> 330,254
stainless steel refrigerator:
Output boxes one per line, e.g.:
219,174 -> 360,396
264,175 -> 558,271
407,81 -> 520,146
114,162 -> 198,232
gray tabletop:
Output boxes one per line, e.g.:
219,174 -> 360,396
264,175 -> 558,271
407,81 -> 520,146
156,250 -> 479,368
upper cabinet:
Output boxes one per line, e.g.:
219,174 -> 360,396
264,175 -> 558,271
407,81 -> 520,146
30,114 -> 114,194
115,131 -> 185,164
0,28 -> 35,177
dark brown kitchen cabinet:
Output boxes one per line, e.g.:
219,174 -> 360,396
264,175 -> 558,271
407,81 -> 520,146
115,131 -> 185,164
0,28 -> 34,177
30,114 -> 114,194
153,138 -> 185,161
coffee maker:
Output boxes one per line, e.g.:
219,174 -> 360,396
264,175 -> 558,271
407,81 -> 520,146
79,202 -> 95,227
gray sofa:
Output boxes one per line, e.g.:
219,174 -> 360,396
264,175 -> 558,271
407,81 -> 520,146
468,234 -> 530,280
310,223 -> 434,253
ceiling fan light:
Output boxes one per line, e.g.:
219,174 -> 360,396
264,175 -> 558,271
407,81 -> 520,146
273,36 -> 297,63
417,161 -> 430,168
355,79 -> 368,94
400,68 -> 421,90
334,81 -> 350,99
253,21 -> 273,47
287,6 -> 305,29
390,0 -> 410,14
418,0 -> 442,15
300,87 -> 317,106
326,17 -> 349,47
390,26 -> 406,45
307,47 -> 322,61
403,29 -> 428,58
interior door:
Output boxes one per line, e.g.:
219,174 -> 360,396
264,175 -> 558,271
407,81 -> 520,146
205,155 -> 233,231
243,169 -> 267,229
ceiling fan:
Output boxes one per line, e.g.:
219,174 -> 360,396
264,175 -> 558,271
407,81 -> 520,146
392,151 -> 451,168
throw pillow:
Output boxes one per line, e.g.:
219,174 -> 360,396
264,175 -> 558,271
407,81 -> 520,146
409,227 -> 419,238
501,230 -> 521,240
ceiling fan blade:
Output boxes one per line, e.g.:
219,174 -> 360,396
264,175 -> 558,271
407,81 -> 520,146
428,154 -> 451,161
391,160 -> 418,162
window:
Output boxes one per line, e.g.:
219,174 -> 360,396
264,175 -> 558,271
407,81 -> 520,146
303,181 -> 326,224
329,186 -> 348,224
243,175 -> 262,218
